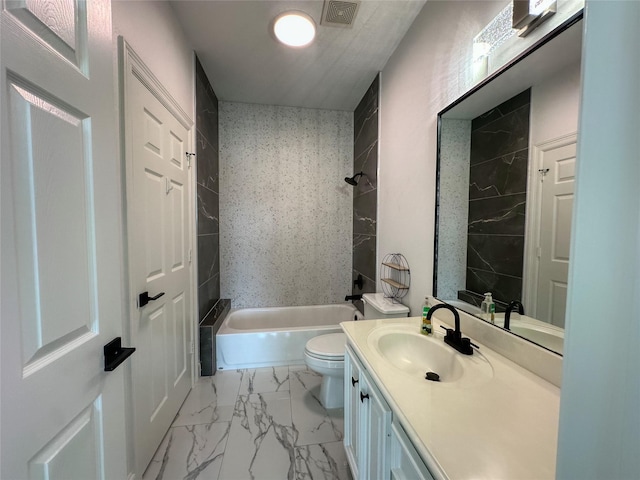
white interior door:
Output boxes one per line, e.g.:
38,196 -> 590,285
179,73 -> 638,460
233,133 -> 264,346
1,1 -> 128,478
535,138 -> 577,328
121,42 -> 194,477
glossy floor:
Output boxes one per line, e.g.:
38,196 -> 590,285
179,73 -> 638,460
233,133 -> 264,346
142,365 -> 353,480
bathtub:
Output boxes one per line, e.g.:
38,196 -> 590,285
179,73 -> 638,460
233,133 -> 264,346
216,303 -> 362,370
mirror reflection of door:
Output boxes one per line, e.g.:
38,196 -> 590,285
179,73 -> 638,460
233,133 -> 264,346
531,136 -> 576,328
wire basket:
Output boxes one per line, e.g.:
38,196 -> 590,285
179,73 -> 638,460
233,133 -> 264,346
380,253 -> 410,301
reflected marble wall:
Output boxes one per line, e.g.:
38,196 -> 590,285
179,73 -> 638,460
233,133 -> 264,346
352,75 -> 379,313
463,89 -> 530,306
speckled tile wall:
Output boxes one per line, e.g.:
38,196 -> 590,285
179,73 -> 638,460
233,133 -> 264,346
437,119 -> 471,300
219,102 -> 353,308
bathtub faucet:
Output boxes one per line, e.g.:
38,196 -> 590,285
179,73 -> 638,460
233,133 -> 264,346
345,294 -> 362,302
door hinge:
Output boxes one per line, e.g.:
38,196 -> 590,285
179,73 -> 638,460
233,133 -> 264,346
188,249 -> 192,264
186,152 -> 195,169
190,341 -> 195,354
538,168 -> 550,182
537,246 -> 542,259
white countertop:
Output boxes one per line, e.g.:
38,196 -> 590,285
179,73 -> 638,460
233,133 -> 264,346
341,316 -> 560,480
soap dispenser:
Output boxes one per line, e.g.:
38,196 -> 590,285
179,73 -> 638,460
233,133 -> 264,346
481,292 -> 495,324
421,297 -> 432,335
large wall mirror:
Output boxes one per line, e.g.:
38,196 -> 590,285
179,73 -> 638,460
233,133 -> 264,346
434,12 -> 583,355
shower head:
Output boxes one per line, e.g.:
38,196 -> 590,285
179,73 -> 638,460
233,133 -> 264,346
344,172 -> 364,186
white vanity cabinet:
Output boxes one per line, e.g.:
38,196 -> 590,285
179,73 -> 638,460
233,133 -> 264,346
345,344 -> 432,480
390,420 -> 435,480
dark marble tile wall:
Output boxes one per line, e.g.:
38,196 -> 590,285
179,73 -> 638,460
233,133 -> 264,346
463,89 -> 530,306
352,75 -> 379,313
196,56 -> 222,374
199,299 -> 230,376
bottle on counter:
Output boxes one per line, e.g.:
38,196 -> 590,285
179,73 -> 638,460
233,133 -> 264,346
481,292 -> 496,324
421,297 -> 432,335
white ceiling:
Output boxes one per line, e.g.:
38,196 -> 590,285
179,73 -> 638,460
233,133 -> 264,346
169,0 -> 426,111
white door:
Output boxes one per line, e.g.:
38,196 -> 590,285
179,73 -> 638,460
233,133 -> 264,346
1,1 -> 128,478
121,42 -> 194,476
535,138 -> 577,328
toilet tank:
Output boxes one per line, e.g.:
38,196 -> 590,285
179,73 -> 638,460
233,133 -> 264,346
362,293 -> 410,319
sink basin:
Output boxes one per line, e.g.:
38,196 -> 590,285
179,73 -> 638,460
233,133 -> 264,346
367,324 -> 493,387
372,330 -> 464,382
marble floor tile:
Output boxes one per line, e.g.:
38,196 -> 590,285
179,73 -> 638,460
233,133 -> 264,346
172,371 -> 242,427
295,441 -> 353,480
146,364 -> 355,480
218,391 -> 297,480
142,422 -> 230,480
238,366 -> 290,395
289,366 -> 344,446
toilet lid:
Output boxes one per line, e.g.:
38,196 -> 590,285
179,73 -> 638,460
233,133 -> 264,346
305,333 -> 346,358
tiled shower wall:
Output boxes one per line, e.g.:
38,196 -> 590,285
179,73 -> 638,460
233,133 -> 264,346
352,75 -> 379,313
196,58 -> 232,375
463,89 -> 530,307
195,58 -> 221,322
219,102 -> 353,308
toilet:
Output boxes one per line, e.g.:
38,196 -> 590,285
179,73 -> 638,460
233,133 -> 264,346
304,293 -> 409,409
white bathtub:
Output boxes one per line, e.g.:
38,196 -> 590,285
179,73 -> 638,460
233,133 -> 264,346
216,303 -> 362,370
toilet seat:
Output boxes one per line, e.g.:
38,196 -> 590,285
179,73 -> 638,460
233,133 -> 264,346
304,333 -> 346,360
304,333 -> 347,409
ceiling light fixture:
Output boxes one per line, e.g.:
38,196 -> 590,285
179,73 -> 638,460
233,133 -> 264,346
273,12 -> 316,48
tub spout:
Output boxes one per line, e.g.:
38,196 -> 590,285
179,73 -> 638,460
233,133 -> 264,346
345,294 -> 362,301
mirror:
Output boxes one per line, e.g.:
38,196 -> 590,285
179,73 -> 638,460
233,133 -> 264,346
434,13 -> 583,355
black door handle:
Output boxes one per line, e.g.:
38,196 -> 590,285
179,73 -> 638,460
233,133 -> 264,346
104,337 -> 135,371
351,377 -> 359,387
360,392 -> 369,403
138,291 -> 165,308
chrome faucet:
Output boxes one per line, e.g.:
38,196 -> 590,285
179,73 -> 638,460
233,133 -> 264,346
427,303 -> 474,355
504,300 -> 525,330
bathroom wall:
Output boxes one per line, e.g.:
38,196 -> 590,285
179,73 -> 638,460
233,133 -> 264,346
219,102 -> 353,309
464,90 -> 531,307
378,0 -> 583,316
557,2 -> 640,476
352,75 -> 379,313
112,1 -> 194,116
530,60 -> 581,146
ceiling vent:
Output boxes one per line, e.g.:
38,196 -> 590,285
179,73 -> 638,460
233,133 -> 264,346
320,0 -> 361,28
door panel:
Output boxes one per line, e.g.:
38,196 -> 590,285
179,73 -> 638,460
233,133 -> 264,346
144,169 -> 166,280
7,76 -> 97,369
5,0 -> 88,71
1,1 -> 127,478
172,293 -> 188,385
29,400 -> 103,480
170,180 -> 185,270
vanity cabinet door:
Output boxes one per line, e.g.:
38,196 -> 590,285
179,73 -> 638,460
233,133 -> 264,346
390,420 -> 434,480
344,346 -> 362,478
360,372 -> 392,480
